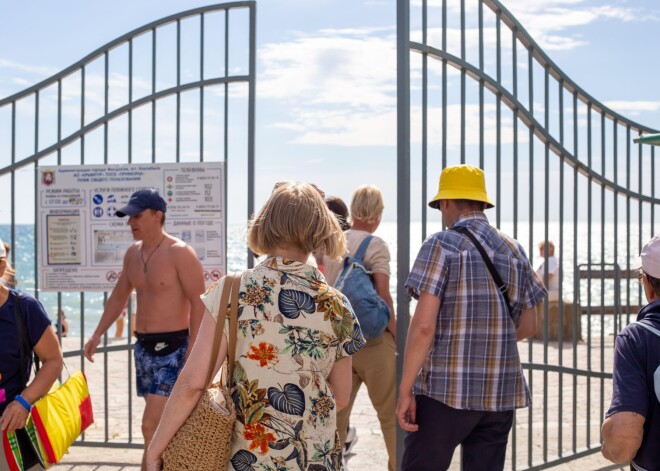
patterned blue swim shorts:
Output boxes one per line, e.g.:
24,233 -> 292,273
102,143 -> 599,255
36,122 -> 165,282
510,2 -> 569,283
134,338 -> 188,397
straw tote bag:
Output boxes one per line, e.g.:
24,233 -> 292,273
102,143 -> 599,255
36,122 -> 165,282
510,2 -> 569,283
162,273 -> 241,471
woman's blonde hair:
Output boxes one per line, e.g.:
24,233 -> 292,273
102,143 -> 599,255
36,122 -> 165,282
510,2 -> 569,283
350,185 -> 384,224
247,181 -> 347,260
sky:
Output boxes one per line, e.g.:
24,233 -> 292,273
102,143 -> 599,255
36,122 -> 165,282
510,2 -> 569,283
1,0 -> 660,224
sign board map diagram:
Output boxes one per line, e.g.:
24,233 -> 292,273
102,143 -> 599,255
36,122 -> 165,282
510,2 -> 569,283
39,162 -> 225,291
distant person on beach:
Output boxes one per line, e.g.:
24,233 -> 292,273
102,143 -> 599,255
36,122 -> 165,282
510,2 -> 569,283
83,189 -> 206,469
56,309 -> 69,337
602,234 -> 660,470
397,165 -> 546,470
0,241 -> 17,289
323,185 -> 396,471
536,240 -> 559,301
114,291 -> 137,339
0,237 -> 63,471
145,181 -> 365,470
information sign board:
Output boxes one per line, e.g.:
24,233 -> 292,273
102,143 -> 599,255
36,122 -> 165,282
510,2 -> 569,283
38,163 -> 225,291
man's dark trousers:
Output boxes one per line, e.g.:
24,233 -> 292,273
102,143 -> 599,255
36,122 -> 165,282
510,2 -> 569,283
401,394 -> 514,470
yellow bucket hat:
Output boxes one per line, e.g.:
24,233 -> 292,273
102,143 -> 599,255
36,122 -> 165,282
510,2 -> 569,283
428,164 -> 495,209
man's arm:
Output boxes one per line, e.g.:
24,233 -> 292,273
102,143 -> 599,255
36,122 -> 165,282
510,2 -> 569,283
397,291 -> 440,432
516,306 -> 537,340
84,249 -> 134,362
601,411 -> 645,464
175,244 -> 206,350
373,272 -> 395,340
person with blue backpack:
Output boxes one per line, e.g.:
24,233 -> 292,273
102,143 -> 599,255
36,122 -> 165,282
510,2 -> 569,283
323,185 -> 396,471
602,234 -> 660,470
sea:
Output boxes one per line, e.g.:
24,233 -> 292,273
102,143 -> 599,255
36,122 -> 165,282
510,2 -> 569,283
0,221 -> 654,338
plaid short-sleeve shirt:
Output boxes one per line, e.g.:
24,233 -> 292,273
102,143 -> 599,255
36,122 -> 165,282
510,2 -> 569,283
406,212 -> 547,411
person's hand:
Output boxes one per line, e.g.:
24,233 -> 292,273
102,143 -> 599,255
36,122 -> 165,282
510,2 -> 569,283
0,400 -> 30,433
83,334 -> 101,362
396,389 -> 418,432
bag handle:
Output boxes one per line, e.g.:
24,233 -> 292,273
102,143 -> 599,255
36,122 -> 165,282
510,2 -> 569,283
205,273 -> 239,387
451,226 -> 513,318
226,274 -> 241,388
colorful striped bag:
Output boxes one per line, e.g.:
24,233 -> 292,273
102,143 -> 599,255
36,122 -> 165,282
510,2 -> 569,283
2,371 -> 94,470
2,428 -> 41,471
29,371 -> 94,465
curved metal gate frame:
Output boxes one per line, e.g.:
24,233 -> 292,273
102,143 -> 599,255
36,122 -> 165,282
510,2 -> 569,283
0,2 -> 255,448
397,0 -> 659,469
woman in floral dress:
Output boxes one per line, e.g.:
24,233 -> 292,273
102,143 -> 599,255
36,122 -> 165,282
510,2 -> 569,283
147,182 -> 366,471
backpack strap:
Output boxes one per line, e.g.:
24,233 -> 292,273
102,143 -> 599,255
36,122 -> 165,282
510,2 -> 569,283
634,319 -> 660,338
353,235 -> 374,263
450,226 -> 513,318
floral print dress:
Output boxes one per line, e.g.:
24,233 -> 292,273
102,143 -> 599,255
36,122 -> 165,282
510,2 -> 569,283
201,257 -> 366,471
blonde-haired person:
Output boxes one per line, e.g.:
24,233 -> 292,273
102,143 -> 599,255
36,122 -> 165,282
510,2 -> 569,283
146,181 -> 366,471
324,184 -> 397,471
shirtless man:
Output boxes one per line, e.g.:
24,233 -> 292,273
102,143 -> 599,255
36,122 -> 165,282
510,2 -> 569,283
83,189 -> 205,470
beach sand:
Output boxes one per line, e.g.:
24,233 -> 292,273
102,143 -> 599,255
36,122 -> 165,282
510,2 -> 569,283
51,335 -> 626,470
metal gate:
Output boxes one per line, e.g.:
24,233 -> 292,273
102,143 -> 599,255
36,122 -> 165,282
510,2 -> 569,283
396,0 -> 659,469
0,2 -> 255,448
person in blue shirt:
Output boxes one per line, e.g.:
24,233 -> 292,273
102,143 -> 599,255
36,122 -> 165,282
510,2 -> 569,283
602,234 -> 660,470
0,237 -> 63,470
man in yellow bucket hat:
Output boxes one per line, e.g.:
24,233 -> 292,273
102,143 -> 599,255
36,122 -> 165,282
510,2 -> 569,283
397,164 -> 546,470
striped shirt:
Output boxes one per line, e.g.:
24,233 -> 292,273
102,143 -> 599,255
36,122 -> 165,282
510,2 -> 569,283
406,212 -> 547,411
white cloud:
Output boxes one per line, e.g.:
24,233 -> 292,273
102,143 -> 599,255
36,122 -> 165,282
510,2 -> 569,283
259,32 -> 396,108
0,59 -> 58,77
257,28 -> 399,146
414,0 -> 640,51
268,101 -> 521,149
280,108 -> 397,147
604,100 -> 660,116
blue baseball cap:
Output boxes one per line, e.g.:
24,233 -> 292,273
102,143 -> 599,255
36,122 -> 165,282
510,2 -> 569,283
116,189 -> 167,217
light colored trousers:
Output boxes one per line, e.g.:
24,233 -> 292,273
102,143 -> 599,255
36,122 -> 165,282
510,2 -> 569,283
337,330 -> 397,471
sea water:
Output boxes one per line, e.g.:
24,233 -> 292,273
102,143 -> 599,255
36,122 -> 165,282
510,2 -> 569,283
1,221 -> 653,338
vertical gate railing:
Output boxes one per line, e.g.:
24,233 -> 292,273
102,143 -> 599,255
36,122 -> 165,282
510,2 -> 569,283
0,1 -> 255,448
397,0 -> 659,469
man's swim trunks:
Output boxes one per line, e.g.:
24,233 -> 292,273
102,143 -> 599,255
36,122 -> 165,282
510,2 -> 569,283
134,329 -> 188,397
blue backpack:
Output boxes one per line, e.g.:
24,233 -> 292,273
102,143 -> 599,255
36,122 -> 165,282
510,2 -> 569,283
334,235 -> 390,340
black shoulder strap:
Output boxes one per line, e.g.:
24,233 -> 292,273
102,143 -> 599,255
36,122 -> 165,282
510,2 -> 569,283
451,226 -> 513,317
14,291 -> 29,386
14,291 -> 41,381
